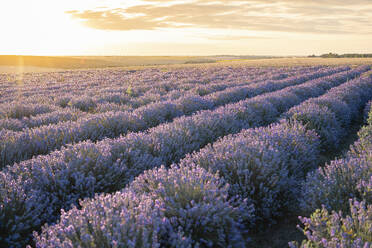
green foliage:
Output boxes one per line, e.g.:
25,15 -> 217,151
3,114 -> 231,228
126,85 -> 133,96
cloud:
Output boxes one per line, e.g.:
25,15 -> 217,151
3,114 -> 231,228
65,0 -> 372,34
204,35 -> 273,40
66,9 -> 160,30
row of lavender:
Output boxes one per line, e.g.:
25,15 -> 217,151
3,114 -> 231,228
0,66 -> 320,104
0,66 -> 317,130
0,66 -> 322,122
0,66 -> 296,113
289,101 -> 372,247
53,66 -> 301,112
27,68 -> 372,247
2,66 -> 300,161
0,66 -> 263,117
177,71 -> 372,238
57,64 -> 313,113
1,66 -> 264,95
1,67 -> 227,99
0,66 -> 368,247
0,79 -> 247,129
0,66 -> 347,168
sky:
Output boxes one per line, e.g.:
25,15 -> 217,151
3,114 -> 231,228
1,0 -> 372,56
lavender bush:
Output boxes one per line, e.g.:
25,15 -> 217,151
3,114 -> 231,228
33,191 -> 170,248
33,164 -> 247,248
284,103 -> 342,151
293,94 -> 372,247
301,155 -> 372,213
363,101 -> 372,124
0,103 -> 58,119
285,73 -> 372,152
67,96 -> 97,112
180,120 -> 320,224
0,108 -> 84,131
302,104 -> 372,213
290,199 -> 372,248
306,97 -> 352,128
325,77 -> 372,118
349,118 -> 372,157
0,174 -> 54,247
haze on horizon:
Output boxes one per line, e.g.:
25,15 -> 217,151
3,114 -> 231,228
1,0 -> 372,56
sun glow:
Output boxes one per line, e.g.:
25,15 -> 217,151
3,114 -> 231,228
1,0 -> 372,56
0,0 -> 115,55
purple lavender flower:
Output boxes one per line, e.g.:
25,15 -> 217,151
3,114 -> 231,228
290,199 -> 371,248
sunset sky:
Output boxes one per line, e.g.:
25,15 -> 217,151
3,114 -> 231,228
1,0 -> 372,56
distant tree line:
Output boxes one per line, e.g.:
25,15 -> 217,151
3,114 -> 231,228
308,53 -> 372,58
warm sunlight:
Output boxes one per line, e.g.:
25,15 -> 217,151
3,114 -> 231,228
1,1 -> 372,248
0,0 -> 110,55
1,0 -> 372,55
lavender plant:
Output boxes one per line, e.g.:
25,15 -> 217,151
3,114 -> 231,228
293,93 -> 372,247
33,164 -> 247,248
284,103 -> 342,151
289,199 -> 372,248
0,103 -> 59,119
67,96 -> 97,112
284,73 -> 372,152
0,108 -> 84,131
363,101 -> 372,124
306,97 -> 352,128
180,120 -> 320,224
33,191 -> 169,248
349,118 -> 372,157
302,103 -> 372,213
301,155 -> 372,214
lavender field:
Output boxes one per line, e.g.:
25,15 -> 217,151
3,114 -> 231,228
0,64 -> 371,247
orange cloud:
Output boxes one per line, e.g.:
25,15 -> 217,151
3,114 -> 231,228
66,0 -> 372,34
